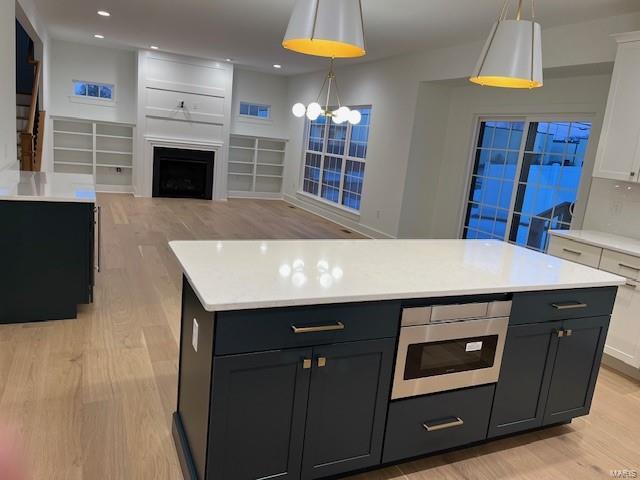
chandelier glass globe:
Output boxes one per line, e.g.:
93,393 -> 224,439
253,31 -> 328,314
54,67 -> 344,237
292,103 -> 307,117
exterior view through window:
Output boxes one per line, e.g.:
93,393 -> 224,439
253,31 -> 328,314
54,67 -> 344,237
463,119 -> 591,252
302,107 -> 371,211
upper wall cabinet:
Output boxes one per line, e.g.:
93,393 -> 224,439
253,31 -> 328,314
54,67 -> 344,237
594,32 -> 640,182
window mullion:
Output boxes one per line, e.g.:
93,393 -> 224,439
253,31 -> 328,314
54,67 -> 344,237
318,121 -> 330,199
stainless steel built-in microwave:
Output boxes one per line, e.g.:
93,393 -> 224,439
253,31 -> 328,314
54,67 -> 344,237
392,301 -> 511,399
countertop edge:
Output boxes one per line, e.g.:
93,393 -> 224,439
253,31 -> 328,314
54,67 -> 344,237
0,195 -> 96,204
181,272 -> 624,313
549,230 -> 640,258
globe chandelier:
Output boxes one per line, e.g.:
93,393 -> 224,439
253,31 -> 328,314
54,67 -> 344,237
291,58 -> 362,125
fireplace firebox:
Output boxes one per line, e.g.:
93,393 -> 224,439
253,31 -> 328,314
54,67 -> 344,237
153,147 -> 215,199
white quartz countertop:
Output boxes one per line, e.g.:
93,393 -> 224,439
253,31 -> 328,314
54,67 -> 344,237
0,170 -> 96,203
550,230 -> 640,258
170,239 -> 625,312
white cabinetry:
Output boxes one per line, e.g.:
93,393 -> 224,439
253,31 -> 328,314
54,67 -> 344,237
53,117 -> 134,193
547,233 -> 640,370
593,32 -> 640,182
227,135 -> 285,199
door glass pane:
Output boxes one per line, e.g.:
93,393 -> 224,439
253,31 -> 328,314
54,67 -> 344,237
508,121 -> 591,251
463,120 -> 521,241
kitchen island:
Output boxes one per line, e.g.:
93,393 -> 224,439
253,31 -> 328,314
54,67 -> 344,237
0,170 -> 98,323
169,239 -> 624,480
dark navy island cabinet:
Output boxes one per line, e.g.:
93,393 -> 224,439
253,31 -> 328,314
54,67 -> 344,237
173,278 -> 618,480
174,277 -> 398,480
0,200 -> 96,324
489,287 -> 616,438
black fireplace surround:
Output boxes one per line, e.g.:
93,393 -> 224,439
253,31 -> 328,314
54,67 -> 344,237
153,147 -> 215,200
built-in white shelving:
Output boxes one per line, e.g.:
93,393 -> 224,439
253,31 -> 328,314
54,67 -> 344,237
53,118 -> 135,193
227,135 -> 286,199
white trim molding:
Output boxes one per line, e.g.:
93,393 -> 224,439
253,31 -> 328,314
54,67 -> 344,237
283,192 -> 395,239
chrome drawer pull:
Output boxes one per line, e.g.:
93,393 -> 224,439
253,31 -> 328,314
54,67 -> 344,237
291,322 -> 345,334
423,417 -> 464,432
619,263 -> 640,272
551,302 -> 588,310
562,248 -> 582,256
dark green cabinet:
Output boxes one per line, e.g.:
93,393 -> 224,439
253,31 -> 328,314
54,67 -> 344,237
489,316 -> 610,438
302,339 -> 394,479
207,338 -> 394,480
209,348 -> 312,480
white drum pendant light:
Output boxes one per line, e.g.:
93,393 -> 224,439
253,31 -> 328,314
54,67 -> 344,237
470,0 -> 543,89
282,0 -> 366,58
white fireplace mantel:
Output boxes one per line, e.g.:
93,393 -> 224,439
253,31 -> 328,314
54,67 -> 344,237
138,135 -> 227,200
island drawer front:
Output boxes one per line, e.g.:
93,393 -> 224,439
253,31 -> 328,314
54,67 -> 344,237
214,301 -> 401,355
599,249 -> 640,282
510,287 -> 617,325
382,385 -> 494,464
547,236 -> 602,268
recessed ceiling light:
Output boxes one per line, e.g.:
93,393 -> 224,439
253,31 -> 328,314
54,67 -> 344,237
94,34 -> 105,39
150,45 -> 159,50
225,58 -> 233,62
97,10 -> 110,17
273,64 -> 282,69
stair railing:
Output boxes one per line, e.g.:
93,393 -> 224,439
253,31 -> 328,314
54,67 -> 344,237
20,57 -> 43,171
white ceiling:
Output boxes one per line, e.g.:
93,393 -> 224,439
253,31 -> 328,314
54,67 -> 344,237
33,0 -> 640,75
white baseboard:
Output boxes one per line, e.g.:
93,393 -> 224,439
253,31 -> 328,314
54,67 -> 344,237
96,184 -> 134,194
283,193 -> 395,239
228,191 -> 283,200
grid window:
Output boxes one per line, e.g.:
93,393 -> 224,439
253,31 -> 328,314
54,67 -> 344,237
239,102 -> 271,120
463,119 -> 591,252
73,80 -> 114,100
301,106 -> 371,212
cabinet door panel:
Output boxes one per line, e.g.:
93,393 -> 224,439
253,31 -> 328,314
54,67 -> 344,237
302,339 -> 395,479
605,283 -> 640,367
544,316 -> 609,425
209,348 -> 312,480
488,322 -> 561,438
594,40 -> 640,181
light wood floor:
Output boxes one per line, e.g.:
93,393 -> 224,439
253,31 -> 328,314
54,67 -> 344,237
0,194 -> 638,480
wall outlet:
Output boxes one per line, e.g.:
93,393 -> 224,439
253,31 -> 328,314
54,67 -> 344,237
192,318 -> 199,352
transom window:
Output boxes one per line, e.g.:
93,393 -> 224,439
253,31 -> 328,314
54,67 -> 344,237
301,107 -> 371,211
463,119 -> 591,252
73,80 -> 114,100
239,102 -> 271,120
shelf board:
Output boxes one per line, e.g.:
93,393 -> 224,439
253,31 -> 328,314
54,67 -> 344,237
54,161 -> 93,167
256,174 -> 283,179
257,148 -> 285,153
228,161 -> 255,165
230,145 -> 255,151
96,150 -> 133,156
228,172 -> 253,176
257,162 -> 284,167
54,130 -> 92,137
54,147 -> 92,153
96,164 -> 133,169
96,134 -> 133,139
